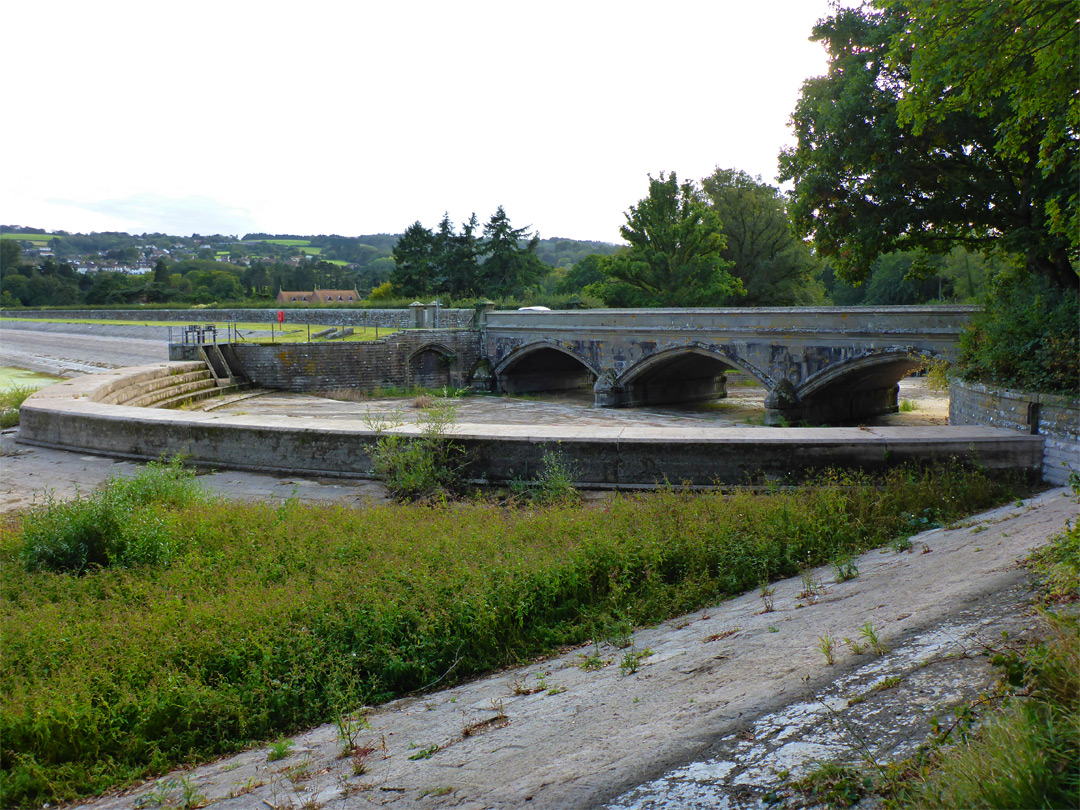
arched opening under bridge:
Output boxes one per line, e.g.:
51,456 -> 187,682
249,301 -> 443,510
495,344 -> 598,395
778,351 -> 932,424
614,347 -> 766,408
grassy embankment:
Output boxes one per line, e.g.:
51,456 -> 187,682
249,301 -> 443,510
0,317 -> 396,344
0,460 -> 1031,808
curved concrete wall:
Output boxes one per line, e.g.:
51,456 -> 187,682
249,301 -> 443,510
949,380 -> 1079,485
18,363 -> 1044,488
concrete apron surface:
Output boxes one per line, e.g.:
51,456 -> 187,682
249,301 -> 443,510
71,487 -> 1077,810
18,364 -> 1042,487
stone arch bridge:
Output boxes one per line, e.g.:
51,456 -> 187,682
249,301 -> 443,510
482,307 -> 975,424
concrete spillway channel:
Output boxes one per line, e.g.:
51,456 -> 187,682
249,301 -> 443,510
18,362 -> 1044,486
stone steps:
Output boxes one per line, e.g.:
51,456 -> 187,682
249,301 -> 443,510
148,381 -> 252,410
104,370 -> 214,406
92,362 -> 251,410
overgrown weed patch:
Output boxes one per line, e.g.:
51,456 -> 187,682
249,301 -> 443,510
0,463 -> 1028,807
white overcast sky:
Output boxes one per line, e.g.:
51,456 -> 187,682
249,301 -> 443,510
3,1 -> 848,243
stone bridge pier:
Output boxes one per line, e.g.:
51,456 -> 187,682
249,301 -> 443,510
481,307 -> 974,425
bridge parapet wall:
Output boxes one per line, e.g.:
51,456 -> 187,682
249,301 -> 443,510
484,307 -> 975,422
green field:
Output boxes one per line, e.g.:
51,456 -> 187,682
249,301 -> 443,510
0,233 -> 57,244
297,246 -> 322,255
260,239 -> 311,246
0,317 -> 395,343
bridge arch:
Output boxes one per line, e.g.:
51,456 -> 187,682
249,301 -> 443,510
493,340 -> 599,395
613,344 -> 770,408
784,348 -> 936,423
407,342 -> 458,389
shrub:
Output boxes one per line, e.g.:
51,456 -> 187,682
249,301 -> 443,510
367,399 -> 465,501
0,385 -> 35,429
509,448 -> 580,505
19,457 -> 205,574
955,269 -> 1079,394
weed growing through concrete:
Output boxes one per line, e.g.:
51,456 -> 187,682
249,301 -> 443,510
760,583 -> 776,613
619,641 -> 653,675
509,448 -> 580,505
510,673 -> 546,696
334,711 -> 371,757
267,737 -> 295,762
859,621 -> 888,655
134,777 -> 207,810
798,571 -> 827,603
832,552 -> 859,582
870,674 -> 902,692
407,744 -> 440,761
578,651 -> 607,671
819,634 -> 837,665
844,637 -> 866,655
366,398 -> 465,500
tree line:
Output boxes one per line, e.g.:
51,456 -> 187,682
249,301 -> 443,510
3,0 -> 1074,320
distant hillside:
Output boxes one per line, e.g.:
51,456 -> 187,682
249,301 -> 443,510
6,227 -> 618,270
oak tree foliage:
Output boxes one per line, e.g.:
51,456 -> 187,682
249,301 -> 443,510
779,1 -> 1078,290
701,168 -> 822,305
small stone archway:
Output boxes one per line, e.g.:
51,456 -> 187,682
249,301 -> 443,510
769,348 -> 934,424
600,344 -> 770,408
493,340 -> 599,395
407,343 -> 457,389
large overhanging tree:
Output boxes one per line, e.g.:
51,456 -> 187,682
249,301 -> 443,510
778,1 -> 1078,291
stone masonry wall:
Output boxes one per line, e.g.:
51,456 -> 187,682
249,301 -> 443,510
0,308 -> 475,329
950,380 -> 1079,485
230,329 -> 483,393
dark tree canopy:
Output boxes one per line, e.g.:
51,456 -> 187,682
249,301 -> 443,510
590,172 -> 743,307
701,168 -> 822,305
389,221 -> 436,299
477,206 -> 546,299
778,2 -> 1078,290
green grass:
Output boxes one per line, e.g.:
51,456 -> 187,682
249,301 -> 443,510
0,463 -> 1027,808
260,239 -> 311,247
0,385 -> 35,428
19,458 -> 205,574
0,318 -> 396,343
297,246 -> 322,255
0,233 -> 58,242
0,370 -> 59,428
